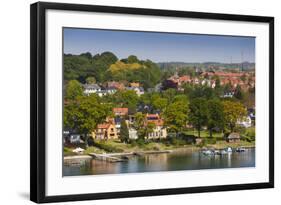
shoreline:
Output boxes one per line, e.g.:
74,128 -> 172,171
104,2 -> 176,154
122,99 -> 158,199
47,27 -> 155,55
64,145 -> 255,161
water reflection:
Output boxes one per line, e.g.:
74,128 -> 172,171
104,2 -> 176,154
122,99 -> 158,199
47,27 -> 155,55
64,148 -> 255,176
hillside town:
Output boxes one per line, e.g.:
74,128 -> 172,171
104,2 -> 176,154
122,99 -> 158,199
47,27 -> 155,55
63,29 -> 256,176
63,59 -> 255,155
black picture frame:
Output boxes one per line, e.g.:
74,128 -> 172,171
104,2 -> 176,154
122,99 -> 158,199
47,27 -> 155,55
30,1 -> 274,203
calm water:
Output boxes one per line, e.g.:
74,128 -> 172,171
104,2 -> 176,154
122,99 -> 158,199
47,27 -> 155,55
63,148 -> 255,176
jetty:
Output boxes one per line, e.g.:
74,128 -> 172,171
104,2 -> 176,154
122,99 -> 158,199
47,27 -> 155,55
88,153 -> 133,162
88,150 -> 173,162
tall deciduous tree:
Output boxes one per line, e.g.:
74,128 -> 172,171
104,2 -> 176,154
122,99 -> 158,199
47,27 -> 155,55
120,119 -> 129,143
133,112 -> 146,139
64,95 -> 112,146
132,112 -> 156,140
234,85 -> 245,100
189,98 -> 208,138
113,90 -> 139,111
145,122 -> 156,139
163,100 -> 188,135
162,88 -> 176,103
65,80 -> 83,100
207,99 -> 224,137
151,95 -> 168,112
222,100 -> 247,132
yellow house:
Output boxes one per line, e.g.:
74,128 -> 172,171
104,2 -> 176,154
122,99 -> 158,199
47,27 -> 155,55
91,121 -> 118,140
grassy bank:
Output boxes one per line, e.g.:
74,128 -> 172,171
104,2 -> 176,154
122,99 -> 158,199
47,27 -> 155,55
64,137 -> 255,156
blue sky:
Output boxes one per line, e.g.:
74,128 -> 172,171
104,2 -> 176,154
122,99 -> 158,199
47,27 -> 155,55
64,28 -> 255,63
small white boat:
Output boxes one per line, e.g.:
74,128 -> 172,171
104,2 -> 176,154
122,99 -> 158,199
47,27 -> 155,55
236,147 -> 246,152
202,150 -> 215,156
220,150 -> 228,155
225,147 -> 233,153
214,150 -> 221,155
72,147 -> 85,154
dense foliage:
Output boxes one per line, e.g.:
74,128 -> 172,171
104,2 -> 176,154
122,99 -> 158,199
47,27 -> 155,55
64,52 -> 161,89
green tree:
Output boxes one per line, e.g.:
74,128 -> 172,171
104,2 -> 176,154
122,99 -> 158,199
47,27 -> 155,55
214,78 -> 223,96
133,112 -> 146,139
145,122 -> 156,139
127,55 -> 139,63
64,51 -> 118,83
92,51 -> 118,82
65,80 -> 83,100
151,93 -> 168,112
80,52 -> 92,59
64,54 -> 91,81
113,90 -> 139,111
207,99 -> 224,137
120,119 -> 129,143
189,98 -> 208,138
223,82 -> 232,93
132,112 -> 156,140
64,95 -> 112,147
85,76 -> 96,84
222,100 -> 247,132
163,101 -> 188,135
162,88 -> 176,103
234,85 -> 245,101
189,85 -> 217,100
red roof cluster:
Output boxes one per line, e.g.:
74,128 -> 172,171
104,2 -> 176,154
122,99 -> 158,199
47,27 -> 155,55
201,71 -> 246,78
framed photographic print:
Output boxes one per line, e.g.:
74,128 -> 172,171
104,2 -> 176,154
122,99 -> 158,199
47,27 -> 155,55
30,1 -> 274,203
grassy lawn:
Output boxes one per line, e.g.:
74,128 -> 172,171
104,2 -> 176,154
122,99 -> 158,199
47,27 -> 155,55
63,147 -> 77,156
94,140 -> 172,153
182,129 -> 223,138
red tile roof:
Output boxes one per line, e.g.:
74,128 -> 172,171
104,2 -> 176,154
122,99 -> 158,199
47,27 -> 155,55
113,108 -> 129,115
97,123 -> 111,129
146,114 -> 164,126
178,75 -> 191,82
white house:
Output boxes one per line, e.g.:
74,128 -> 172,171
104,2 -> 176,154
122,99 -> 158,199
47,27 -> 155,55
222,91 -> 235,98
83,84 -> 101,96
147,126 -> 167,139
146,114 -> 167,139
69,134 -> 83,144
126,86 -> 144,96
129,128 -> 138,140
237,116 -> 252,128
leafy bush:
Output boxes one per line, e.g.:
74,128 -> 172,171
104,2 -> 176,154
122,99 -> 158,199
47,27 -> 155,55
234,126 -> 246,134
136,138 -> 145,147
204,137 -> 217,144
245,127 -> 255,141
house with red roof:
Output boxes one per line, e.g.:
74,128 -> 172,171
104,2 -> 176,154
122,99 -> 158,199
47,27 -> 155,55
91,118 -> 118,140
107,81 -> 125,90
145,114 -> 167,139
113,107 -> 129,116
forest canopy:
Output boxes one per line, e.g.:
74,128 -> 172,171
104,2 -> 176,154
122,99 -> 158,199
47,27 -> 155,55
64,52 -> 162,89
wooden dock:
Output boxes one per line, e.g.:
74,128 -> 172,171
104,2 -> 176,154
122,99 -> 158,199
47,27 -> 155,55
88,153 -> 129,162
88,150 -> 173,162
